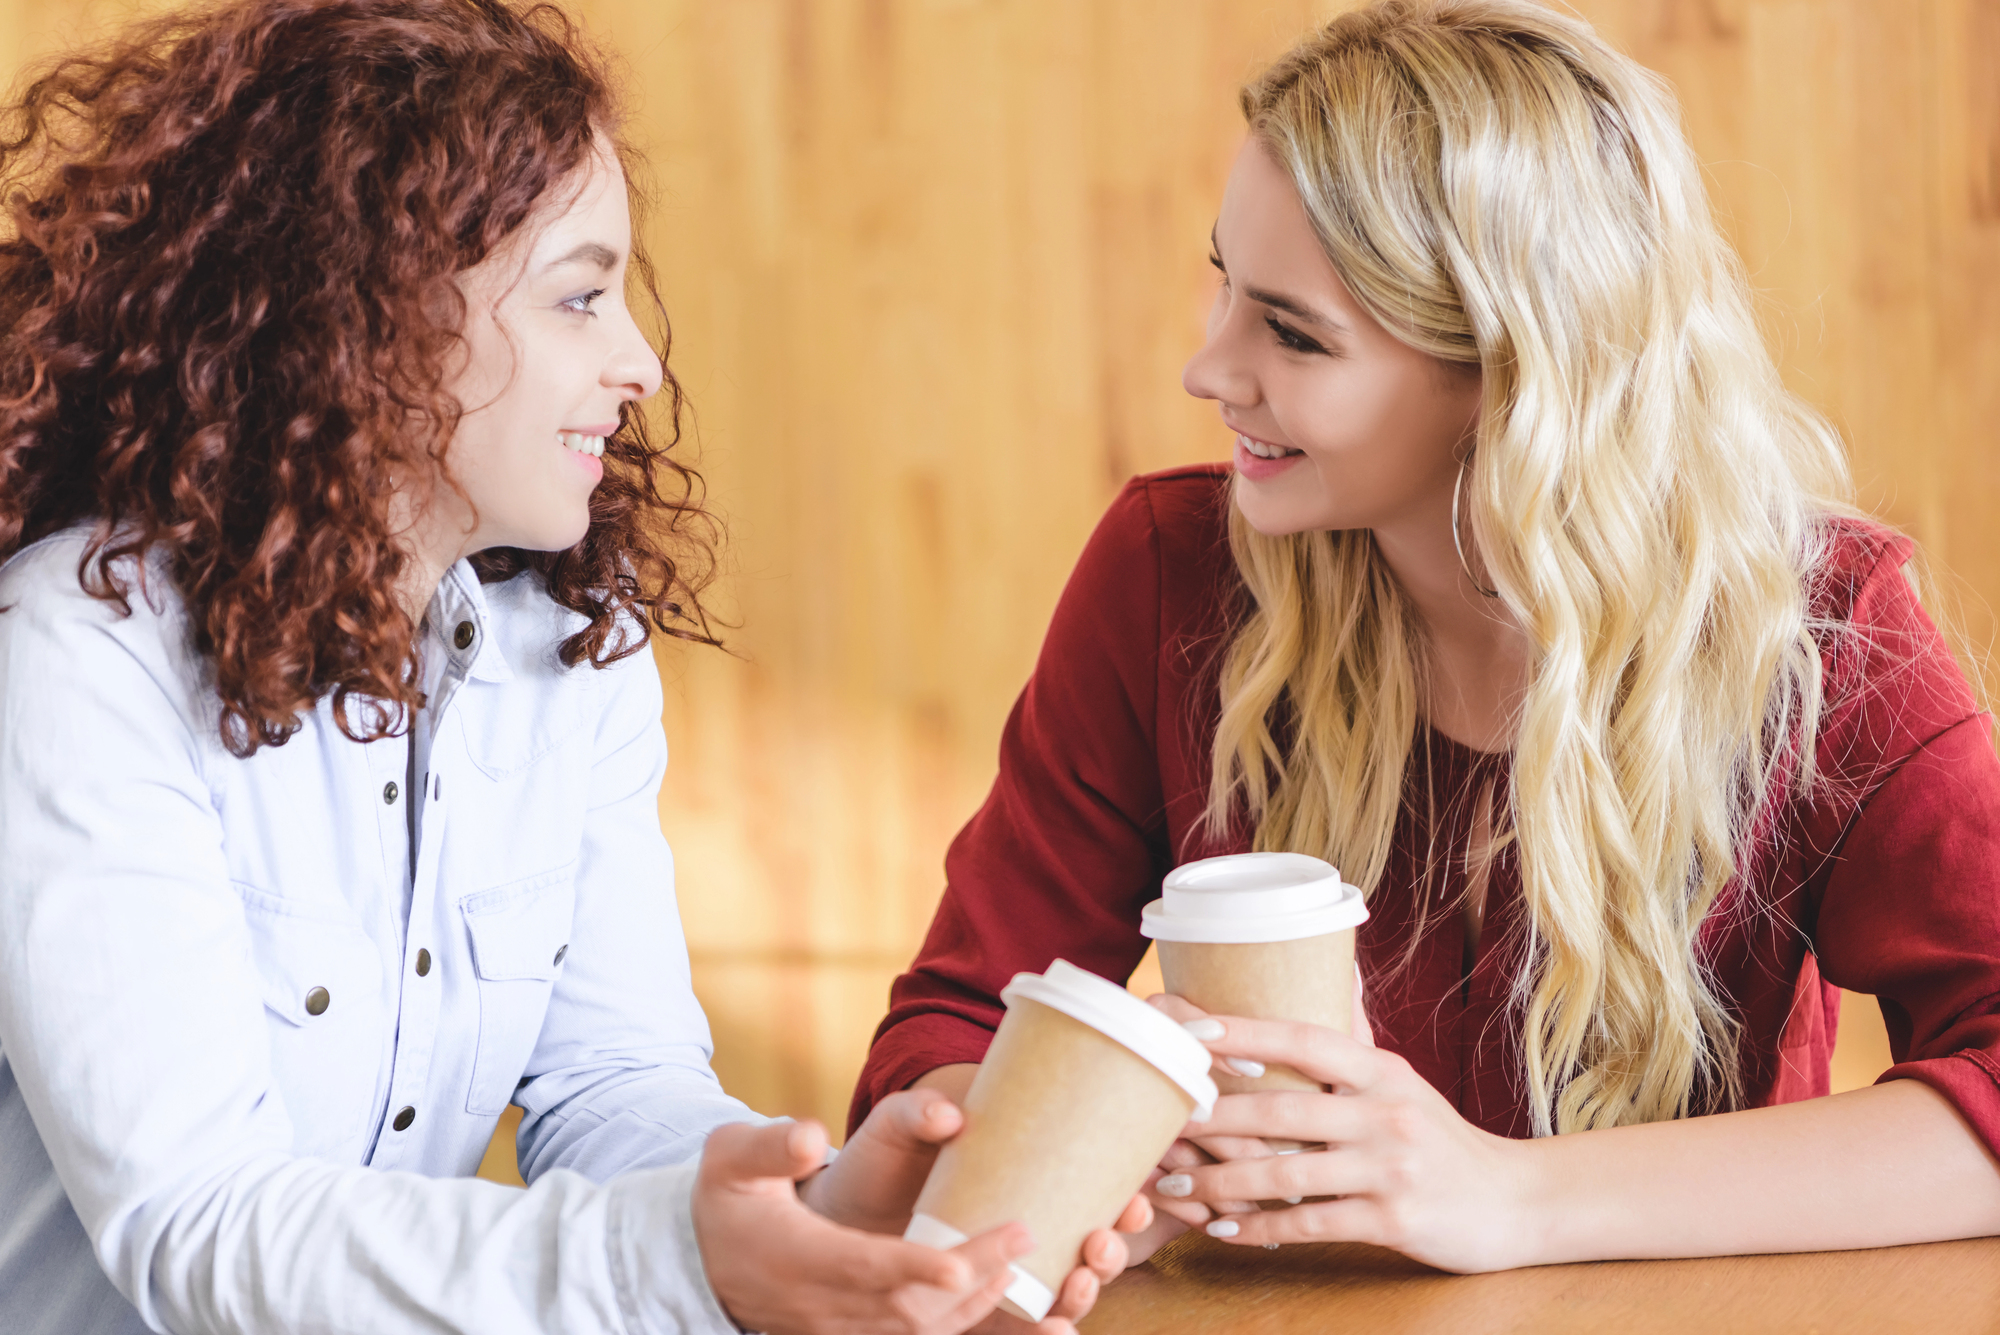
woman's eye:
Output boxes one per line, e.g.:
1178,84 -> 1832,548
560,288 -> 606,316
1208,251 -> 1228,286
1265,315 -> 1326,355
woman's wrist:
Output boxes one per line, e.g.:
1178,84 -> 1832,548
909,1062 -> 978,1104
1503,1129 -> 1578,1269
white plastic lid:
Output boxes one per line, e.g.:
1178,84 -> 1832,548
1139,851 -> 1367,944
1000,960 -> 1218,1118
905,1213 -> 1055,1322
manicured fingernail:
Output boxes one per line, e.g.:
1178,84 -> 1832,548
1183,1019 -> 1225,1041
1282,1195 -> 1302,1205
1224,1057 -> 1265,1078
1206,1219 -> 1240,1238
1155,1174 -> 1193,1198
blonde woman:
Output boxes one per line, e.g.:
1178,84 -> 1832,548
851,0 -> 2000,1275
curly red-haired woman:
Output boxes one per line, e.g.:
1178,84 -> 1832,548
0,3 -> 1134,1332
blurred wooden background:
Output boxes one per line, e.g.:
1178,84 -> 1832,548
6,1 -> 1993,1177
625,0 -> 1989,1139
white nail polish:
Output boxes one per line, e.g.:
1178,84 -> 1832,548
1155,1174 -> 1193,1198
1224,1057 -> 1265,1078
1206,1219 -> 1240,1238
1182,1019 -> 1225,1041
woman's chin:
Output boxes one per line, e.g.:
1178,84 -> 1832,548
1231,488 -> 1338,539
488,512 -> 593,556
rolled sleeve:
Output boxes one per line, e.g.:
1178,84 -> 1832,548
605,1161 -> 741,1335
1814,715 -> 2000,1158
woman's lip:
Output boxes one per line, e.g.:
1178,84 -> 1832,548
565,448 -> 605,482
561,423 -> 620,436
1233,434 -> 1307,481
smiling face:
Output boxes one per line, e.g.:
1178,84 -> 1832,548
421,136 -> 663,564
1183,140 -> 1481,539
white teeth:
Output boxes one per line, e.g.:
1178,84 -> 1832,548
559,432 -> 606,458
1238,433 -> 1296,460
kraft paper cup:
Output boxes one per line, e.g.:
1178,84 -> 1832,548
903,959 -> 1218,1321
1142,852 -> 1367,1152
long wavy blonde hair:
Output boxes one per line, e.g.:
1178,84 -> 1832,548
1206,0 -> 1864,1135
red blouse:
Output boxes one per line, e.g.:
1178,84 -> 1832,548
850,465 -> 2000,1154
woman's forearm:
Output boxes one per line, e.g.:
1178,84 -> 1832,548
1523,1080 -> 2000,1264
1156,1014 -> 2000,1272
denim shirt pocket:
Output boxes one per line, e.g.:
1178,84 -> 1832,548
234,883 -> 387,1153
460,671 -> 583,782
459,863 -> 577,1115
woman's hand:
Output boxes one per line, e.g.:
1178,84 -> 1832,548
1141,1002 -> 1542,1274
1140,976 -> 1378,1231
793,1088 -> 1151,1330
950,1201 -> 1147,1335
799,1090 -> 962,1235
693,1118 -> 1028,1334
1139,1136 -> 1260,1238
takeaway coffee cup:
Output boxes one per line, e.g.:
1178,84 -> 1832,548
1141,852 -> 1367,1150
903,959 -> 1218,1321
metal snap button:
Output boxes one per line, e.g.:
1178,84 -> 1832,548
304,987 -> 330,1016
382,781 -> 398,805
553,944 -> 568,967
392,1106 -> 416,1132
415,948 -> 431,977
453,620 -> 475,651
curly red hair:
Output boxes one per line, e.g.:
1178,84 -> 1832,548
0,0 -> 719,754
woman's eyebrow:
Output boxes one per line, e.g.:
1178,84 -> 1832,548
1245,285 -> 1348,334
543,241 -> 619,272
1209,223 -> 1349,334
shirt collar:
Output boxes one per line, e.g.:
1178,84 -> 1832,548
429,561 -> 514,684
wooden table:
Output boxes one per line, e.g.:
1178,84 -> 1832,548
1084,1232 -> 2000,1334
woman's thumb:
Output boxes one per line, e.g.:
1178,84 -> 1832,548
704,1118 -> 829,1185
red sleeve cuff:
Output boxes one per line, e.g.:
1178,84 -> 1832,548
846,1011 -> 999,1137
1879,1049 -> 2000,1162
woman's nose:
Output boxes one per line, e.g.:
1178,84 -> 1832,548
1182,308 -> 1258,411
603,308 -> 665,403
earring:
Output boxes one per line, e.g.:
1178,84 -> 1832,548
1452,457 -> 1501,599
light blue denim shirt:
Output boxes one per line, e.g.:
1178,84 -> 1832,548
0,529 -> 760,1334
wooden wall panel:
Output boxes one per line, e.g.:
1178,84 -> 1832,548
0,1 -> 1973,1149
585,0 -> 1346,1127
